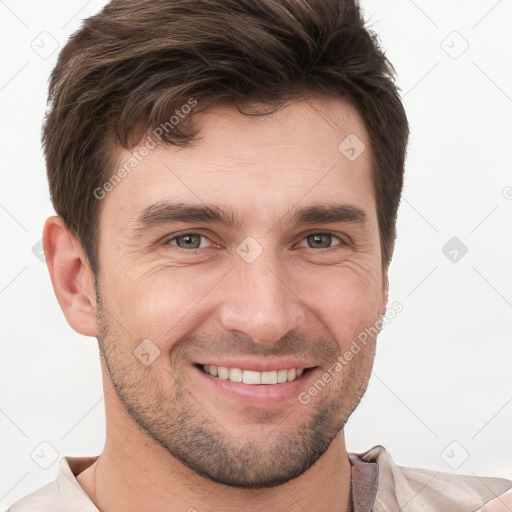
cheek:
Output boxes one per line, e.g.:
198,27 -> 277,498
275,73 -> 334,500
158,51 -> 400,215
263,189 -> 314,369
101,263 -> 226,347
100,251 -> 383,356
295,261 -> 382,346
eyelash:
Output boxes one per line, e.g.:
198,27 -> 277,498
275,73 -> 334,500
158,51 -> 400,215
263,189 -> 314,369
162,231 -> 348,253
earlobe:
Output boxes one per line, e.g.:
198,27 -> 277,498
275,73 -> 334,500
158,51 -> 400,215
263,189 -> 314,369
43,216 -> 98,337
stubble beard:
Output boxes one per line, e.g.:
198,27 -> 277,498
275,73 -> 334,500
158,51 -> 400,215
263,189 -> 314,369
95,299 -> 375,488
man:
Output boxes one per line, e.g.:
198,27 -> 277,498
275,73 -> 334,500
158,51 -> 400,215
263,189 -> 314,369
9,0 -> 511,511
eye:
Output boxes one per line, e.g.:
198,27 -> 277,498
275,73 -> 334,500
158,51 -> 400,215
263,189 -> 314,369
162,231 -> 347,253
296,232 -> 346,250
164,233 -> 214,250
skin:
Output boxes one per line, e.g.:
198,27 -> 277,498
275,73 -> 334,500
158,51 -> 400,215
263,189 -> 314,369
476,489 -> 512,511
44,95 -> 392,512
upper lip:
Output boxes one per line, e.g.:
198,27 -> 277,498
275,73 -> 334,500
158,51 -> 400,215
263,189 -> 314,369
195,358 -> 317,373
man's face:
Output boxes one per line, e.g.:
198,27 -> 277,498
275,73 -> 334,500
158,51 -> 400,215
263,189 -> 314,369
94,96 -> 387,488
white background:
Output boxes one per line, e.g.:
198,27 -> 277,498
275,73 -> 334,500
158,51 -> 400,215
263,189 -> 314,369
0,0 -> 511,508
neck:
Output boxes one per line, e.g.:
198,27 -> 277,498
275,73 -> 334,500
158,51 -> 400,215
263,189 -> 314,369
77,388 -> 352,512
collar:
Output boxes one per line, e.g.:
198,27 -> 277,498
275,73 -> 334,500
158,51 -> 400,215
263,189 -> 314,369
349,451 -> 379,511
61,452 -> 378,511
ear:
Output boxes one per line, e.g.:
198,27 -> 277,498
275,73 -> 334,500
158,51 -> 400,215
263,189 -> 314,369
43,216 -> 98,337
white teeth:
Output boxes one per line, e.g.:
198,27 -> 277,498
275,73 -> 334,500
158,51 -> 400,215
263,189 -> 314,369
203,365 -> 306,384
243,370 -> 261,385
277,369 -> 288,383
261,370 -> 277,384
218,366 -> 229,380
229,368 -> 243,382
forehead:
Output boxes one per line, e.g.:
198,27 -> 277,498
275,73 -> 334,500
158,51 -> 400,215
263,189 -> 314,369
102,96 -> 376,230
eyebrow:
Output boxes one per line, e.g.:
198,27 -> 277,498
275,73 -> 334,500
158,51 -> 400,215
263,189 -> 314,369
132,201 -> 368,231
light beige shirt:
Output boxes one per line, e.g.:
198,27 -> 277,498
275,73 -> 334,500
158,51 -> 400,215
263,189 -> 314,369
8,445 -> 512,512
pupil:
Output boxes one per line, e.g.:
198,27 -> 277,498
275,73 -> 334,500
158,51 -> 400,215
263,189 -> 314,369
180,234 -> 200,249
309,234 -> 331,248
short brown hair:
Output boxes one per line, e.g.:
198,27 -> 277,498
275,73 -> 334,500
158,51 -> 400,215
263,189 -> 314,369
43,0 -> 408,275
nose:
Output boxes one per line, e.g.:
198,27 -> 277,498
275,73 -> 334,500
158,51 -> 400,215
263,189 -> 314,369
217,249 -> 306,346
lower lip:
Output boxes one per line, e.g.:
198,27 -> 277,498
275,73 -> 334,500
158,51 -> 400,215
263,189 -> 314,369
192,365 -> 317,406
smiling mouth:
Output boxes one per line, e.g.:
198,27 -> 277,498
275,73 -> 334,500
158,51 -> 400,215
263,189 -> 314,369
198,364 -> 312,385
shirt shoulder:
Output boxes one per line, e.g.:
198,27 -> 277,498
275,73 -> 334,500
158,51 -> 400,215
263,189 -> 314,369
8,480 -> 62,512
357,445 -> 512,512
7,456 -> 98,512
